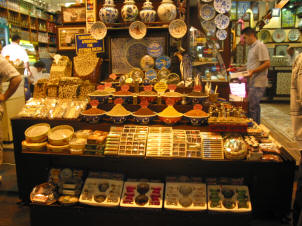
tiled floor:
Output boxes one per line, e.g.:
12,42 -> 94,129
0,102 -> 299,226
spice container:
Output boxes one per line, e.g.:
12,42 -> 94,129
146,127 -> 173,157
118,126 -> 148,156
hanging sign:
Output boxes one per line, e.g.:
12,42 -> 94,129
86,0 -> 96,33
75,34 -> 104,54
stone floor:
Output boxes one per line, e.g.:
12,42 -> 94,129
0,101 -> 299,226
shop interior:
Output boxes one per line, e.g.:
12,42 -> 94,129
0,0 -> 302,225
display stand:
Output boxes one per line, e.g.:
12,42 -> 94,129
11,117 -> 296,226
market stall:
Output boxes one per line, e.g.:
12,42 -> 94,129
9,0 -> 298,225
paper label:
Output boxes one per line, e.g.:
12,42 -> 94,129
154,82 -> 168,94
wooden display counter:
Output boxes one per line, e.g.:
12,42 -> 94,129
11,117 -> 296,225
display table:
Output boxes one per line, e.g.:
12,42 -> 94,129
11,117 -> 296,225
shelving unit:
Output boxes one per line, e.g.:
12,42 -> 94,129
0,1 -> 58,58
11,117 -> 296,226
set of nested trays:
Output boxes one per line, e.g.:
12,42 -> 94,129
201,132 -> 224,160
146,127 -> 173,157
164,182 -> 207,211
118,126 -> 148,157
207,185 -> 252,212
120,181 -> 164,208
79,178 -> 123,207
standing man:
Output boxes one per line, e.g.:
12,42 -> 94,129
291,53 -> 302,146
241,27 -> 270,124
287,47 -> 299,66
0,55 -> 22,183
1,34 -> 31,76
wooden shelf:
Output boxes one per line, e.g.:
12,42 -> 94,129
192,61 -> 217,67
265,42 -> 302,44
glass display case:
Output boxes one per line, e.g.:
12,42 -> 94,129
189,27 -> 228,82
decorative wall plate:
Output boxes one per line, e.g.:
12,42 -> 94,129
214,0 -> 231,14
145,69 -> 157,81
155,56 -> 171,69
129,21 -> 147,39
272,29 -> 286,43
157,68 -> 170,81
288,29 -> 300,42
168,19 -> 187,39
201,0 -> 213,2
200,4 -> 216,21
259,30 -> 271,43
214,14 -> 230,30
140,55 -> 155,70
147,42 -> 163,58
90,22 -> 107,40
216,29 -> 227,40
130,67 -> 145,83
201,20 -> 216,36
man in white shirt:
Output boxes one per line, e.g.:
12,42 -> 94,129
1,34 -> 31,76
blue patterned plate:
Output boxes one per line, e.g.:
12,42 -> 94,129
147,42 -> 163,58
155,56 -> 171,69
214,14 -> 230,30
214,0 -> 231,14
145,69 -> 157,81
200,4 -> 216,21
216,29 -> 228,40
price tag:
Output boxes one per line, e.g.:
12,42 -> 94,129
193,85 -> 202,92
105,82 -> 112,88
140,100 -> 149,108
121,84 -> 130,92
168,84 -> 177,92
114,98 -> 123,105
144,85 -> 153,92
193,104 -> 203,110
154,81 -> 168,94
109,73 -> 117,80
97,85 -> 105,90
166,98 -> 175,106
90,99 -> 99,107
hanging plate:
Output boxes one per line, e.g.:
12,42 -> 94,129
214,0 -> 231,14
169,19 -> 187,39
200,4 -> 216,21
288,29 -> 300,42
90,22 -> 107,40
129,21 -> 147,40
155,56 -> 171,70
259,30 -> 271,43
214,14 -> 230,30
216,29 -> 228,40
147,42 -> 163,58
272,29 -> 286,43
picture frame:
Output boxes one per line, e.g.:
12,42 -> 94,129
61,4 -> 86,24
57,26 -> 86,50
109,34 -> 168,74
237,1 -> 250,21
230,1 -> 237,21
281,8 -> 296,28
251,1 -> 259,21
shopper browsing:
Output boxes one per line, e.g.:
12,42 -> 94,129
287,47 -> 299,66
241,27 -> 270,125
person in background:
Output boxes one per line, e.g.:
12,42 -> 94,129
287,47 -> 299,66
241,27 -> 270,125
27,61 -> 47,96
0,55 -> 22,183
291,52 -> 302,147
1,34 -> 31,77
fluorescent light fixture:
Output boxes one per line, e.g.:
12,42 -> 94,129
64,2 -> 73,7
272,8 -> 280,17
